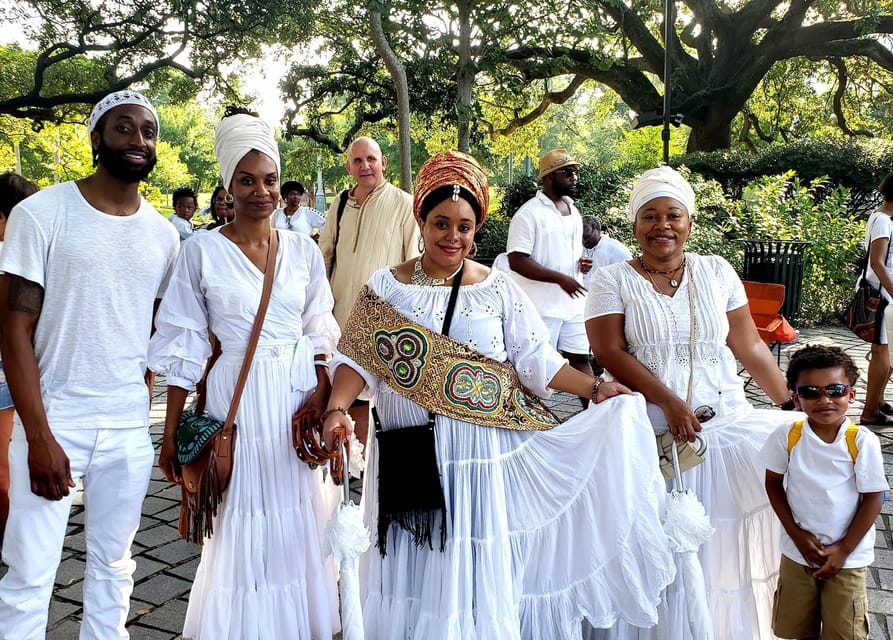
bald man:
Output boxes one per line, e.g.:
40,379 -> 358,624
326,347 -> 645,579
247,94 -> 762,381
317,138 -> 419,444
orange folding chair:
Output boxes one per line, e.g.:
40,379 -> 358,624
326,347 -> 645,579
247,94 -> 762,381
742,280 -> 798,365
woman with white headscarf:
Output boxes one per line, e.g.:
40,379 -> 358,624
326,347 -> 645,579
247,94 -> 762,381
585,167 -> 799,640
148,107 -> 341,639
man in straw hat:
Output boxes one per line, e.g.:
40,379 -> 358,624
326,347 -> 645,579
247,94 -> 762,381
506,148 -> 593,407
0,90 -> 179,639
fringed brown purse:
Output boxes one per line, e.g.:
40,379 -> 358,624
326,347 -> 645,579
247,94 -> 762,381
177,231 -> 278,544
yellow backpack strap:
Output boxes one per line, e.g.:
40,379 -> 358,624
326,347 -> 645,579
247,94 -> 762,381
845,423 -> 859,463
787,420 -> 804,456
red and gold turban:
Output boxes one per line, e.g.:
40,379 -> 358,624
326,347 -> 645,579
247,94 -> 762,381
413,150 -> 490,226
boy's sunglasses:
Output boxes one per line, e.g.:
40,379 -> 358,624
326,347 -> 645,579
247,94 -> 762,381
794,384 -> 851,399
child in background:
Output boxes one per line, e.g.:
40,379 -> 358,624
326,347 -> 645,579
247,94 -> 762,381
763,345 -> 888,640
0,172 -> 39,546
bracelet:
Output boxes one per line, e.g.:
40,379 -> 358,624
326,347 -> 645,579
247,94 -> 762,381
321,406 -> 349,421
591,376 -> 603,404
779,396 -> 796,411
314,360 -> 329,369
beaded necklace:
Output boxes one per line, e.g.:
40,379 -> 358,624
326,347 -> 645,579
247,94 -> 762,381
639,254 -> 686,288
411,256 -> 464,286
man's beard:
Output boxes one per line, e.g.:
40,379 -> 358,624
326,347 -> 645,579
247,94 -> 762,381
556,184 -> 576,198
96,139 -> 157,183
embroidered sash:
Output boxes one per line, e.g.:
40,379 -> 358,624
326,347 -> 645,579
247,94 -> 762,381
338,286 -> 559,430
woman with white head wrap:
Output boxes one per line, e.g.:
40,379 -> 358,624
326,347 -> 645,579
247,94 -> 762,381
149,107 -> 341,639
584,166 -> 801,639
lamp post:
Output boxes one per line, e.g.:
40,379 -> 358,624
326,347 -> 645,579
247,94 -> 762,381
661,0 -> 674,164
315,153 -> 326,212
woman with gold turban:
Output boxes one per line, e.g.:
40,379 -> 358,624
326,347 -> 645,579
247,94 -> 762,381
322,151 -> 676,638
585,166 -> 800,639
149,107 -> 341,639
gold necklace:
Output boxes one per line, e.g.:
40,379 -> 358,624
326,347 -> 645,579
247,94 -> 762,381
639,254 -> 686,288
411,257 -> 464,286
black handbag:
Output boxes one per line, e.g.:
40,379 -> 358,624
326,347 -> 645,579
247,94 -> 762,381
842,219 -> 889,343
373,261 -> 464,556
841,277 -> 884,342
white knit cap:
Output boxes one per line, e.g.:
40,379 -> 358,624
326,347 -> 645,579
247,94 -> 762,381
214,113 -> 281,191
627,166 -> 696,222
88,90 -> 159,133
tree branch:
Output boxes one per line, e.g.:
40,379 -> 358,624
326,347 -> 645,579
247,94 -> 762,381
827,57 -> 873,137
490,75 -> 587,137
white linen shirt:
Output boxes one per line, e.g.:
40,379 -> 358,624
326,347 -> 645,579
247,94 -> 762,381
506,191 -> 584,318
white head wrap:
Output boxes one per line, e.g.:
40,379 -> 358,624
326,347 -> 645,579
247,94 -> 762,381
627,166 -> 696,222
88,90 -> 159,133
214,113 -> 281,191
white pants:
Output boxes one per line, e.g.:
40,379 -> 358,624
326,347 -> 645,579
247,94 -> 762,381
0,424 -> 154,640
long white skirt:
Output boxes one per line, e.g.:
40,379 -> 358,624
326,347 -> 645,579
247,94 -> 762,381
359,392 -> 677,640
587,405 -> 800,640
182,346 -> 340,640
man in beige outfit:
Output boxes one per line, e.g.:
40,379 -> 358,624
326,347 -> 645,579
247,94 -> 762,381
318,137 -> 419,442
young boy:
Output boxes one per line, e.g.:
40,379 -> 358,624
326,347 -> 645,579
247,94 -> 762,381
170,186 -> 198,241
763,345 -> 888,640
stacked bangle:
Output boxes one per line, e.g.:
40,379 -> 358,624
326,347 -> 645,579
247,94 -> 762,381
591,376 -> 604,404
314,360 -> 329,369
321,407 -> 349,421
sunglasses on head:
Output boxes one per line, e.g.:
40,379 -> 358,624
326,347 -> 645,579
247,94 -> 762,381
794,383 -> 851,399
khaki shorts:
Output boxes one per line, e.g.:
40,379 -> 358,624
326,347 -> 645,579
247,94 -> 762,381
772,554 -> 869,640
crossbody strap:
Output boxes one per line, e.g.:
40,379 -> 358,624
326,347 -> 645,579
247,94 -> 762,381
215,230 -> 279,458
374,259 -> 466,430
329,189 -> 350,273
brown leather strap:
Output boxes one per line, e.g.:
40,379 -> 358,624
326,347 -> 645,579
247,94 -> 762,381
214,230 -> 279,460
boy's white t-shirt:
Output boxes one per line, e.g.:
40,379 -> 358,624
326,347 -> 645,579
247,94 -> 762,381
0,182 -> 180,429
762,419 -> 889,568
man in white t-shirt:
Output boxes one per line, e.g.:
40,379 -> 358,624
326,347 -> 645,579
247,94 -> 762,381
507,149 -> 592,407
581,216 -> 632,290
0,91 -> 180,640
271,180 -> 327,239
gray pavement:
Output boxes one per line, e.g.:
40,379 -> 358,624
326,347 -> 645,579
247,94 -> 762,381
1,324 -> 892,638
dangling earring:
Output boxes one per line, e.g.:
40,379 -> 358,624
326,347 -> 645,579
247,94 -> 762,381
417,234 -> 425,253
469,241 -> 477,258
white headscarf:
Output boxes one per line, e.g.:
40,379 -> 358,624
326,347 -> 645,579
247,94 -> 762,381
627,166 -> 696,222
88,90 -> 159,133
214,113 -> 281,191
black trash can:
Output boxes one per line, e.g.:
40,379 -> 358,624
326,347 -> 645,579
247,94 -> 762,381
740,239 -> 809,322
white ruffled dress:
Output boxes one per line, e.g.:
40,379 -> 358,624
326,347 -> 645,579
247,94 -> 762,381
148,230 -> 342,640
585,254 -> 799,640
332,268 -> 677,640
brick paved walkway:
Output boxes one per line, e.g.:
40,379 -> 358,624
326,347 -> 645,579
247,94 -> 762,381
2,325 -> 892,638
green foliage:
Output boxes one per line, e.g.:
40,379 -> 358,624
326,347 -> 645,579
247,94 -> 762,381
675,137 -> 893,209
146,141 -> 194,193
157,104 -> 219,191
475,210 -> 511,263
729,173 -> 864,324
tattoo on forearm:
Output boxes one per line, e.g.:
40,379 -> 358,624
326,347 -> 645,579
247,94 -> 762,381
8,276 -> 44,314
